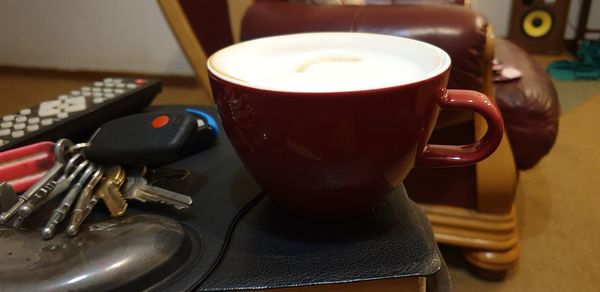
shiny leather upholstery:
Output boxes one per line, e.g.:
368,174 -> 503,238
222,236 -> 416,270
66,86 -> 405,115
178,0 -> 234,56
494,38 -> 560,169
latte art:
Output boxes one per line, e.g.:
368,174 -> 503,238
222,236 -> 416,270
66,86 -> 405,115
295,55 -> 362,73
208,33 -> 450,93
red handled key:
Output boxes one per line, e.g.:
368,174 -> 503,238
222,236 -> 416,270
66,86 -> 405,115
0,141 -> 56,193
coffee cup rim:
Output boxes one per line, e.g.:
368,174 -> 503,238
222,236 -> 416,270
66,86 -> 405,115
207,32 -> 451,93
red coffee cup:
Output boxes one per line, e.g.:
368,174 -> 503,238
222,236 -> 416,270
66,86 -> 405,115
208,32 -> 503,218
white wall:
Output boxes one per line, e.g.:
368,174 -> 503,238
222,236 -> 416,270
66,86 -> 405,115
0,0 -> 194,76
1,1 -> 598,75
470,0 -> 513,37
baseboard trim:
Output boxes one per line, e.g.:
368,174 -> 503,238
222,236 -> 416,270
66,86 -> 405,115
0,65 -> 198,87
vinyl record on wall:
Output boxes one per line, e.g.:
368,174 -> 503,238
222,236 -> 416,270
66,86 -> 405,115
522,9 -> 553,38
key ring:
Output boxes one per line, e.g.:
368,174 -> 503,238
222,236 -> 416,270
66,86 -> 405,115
68,143 -> 91,155
54,139 -> 74,163
64,153 -> 86,175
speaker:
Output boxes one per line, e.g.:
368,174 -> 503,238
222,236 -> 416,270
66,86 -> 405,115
508,0 -> 571,54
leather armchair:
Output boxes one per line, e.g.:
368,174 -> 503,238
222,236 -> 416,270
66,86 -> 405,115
159,0 -> 558,275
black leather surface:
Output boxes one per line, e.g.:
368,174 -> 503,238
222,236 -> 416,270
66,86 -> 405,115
200,185 -> 444,291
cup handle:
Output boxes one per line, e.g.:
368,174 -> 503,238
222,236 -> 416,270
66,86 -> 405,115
416,89 -> 504,168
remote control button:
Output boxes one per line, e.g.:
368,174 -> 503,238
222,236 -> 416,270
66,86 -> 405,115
68,96 -> 86,103
65,105 -> 86,113
19,109 -> 32,115
126,84 -> 136,89
11,130 -> 24,138
104,78 -> 113,83
104,83 -> 115,88
14,123 -> 26,130
28,117 -> 40,124
0,129 -> 10,136
40,109 -> 61,117
114,89 -> 125,94
82,92 -> 92,97
93,92 -> 103,98
0,139 -> 8,146
15,116 -> 27,123
71,90 -> 81,95
58,95 -> 69,100
113,78 -> 123,83
57,112 -> 69,119
94,82 -> 104,87
102,88 -> 113,93
92,87 -> 101,92
104,93 -> 115,99
81,86 -> 91,91
93,97 -> 104,104
3,115 -> 15,121
65,100 -> 87,112
39,100 -> 62,117
41,119 -> 53,126
115,83 -> 125,88
135,79 -> 146,85
1,122 -> 12,128
26,124 -> 40,132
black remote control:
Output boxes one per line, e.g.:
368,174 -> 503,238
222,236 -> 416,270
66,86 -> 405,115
0,78 -> 161,151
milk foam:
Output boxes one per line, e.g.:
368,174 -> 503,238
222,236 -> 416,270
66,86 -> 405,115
208,33 -> 450,93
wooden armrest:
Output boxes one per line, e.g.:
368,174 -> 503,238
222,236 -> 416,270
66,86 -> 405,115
474,25 -> 518,214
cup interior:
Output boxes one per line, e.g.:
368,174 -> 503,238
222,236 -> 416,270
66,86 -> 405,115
207,32 -> 451,93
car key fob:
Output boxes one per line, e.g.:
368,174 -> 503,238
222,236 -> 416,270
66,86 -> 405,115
85,110 -> 218,166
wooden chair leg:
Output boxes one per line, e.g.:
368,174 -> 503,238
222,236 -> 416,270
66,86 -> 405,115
418,203 -> 521,277
464,243 -> 520,276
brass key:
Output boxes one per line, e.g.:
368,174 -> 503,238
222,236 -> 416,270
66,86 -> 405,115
95,166 -> 128,217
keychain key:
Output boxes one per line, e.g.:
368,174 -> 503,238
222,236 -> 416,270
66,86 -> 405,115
122,175 -> 192,210
14,156 -> 88,227
42,163 -> 97,239
67,167 -> 104,236
83,110 -> 218,167
94,165 -> 128,217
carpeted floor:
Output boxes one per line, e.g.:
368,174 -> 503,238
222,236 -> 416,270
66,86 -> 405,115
531,54 -> 600,113
552,80 -> 600,112
1,69 -> 599,291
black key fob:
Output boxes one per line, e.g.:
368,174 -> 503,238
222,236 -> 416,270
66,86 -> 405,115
86,110 -> 218,166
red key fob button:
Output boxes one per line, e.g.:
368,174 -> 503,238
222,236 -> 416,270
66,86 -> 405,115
151,115 -> 170,128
